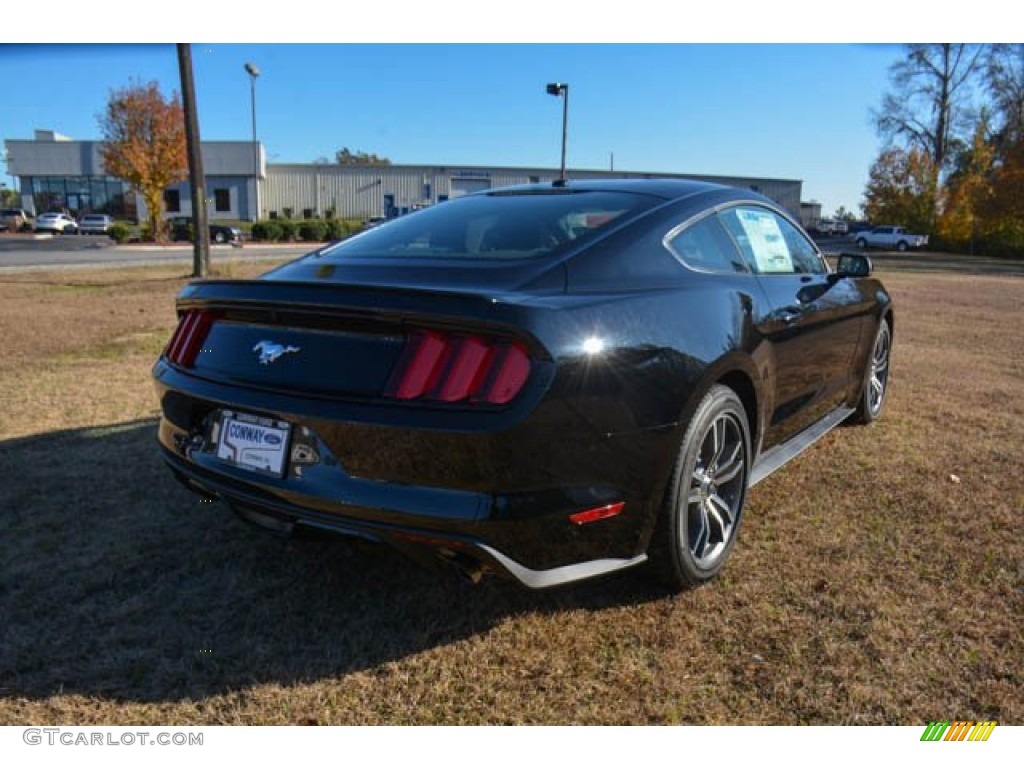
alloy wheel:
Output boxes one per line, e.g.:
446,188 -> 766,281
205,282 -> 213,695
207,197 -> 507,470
868,323 -> 891,416
684,412 -> 748,569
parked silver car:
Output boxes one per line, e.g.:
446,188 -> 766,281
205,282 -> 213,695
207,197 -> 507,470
0,208 -> 32,232
78,214 -> 115,234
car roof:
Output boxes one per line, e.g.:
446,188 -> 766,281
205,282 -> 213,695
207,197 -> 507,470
479,177 -> 734,201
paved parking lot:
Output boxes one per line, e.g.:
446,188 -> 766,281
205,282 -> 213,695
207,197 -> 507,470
0,233 -> 315,271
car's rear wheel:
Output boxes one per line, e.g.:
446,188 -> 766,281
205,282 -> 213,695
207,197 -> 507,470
856,237 -> 867,248
649,385 -> 751,590
214,231 -> 226,244
851,319 -> 891,424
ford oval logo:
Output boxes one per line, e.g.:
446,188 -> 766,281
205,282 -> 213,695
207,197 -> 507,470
263,434 -> 282,446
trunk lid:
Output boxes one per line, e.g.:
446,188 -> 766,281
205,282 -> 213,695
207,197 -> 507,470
171,278 -> 542,402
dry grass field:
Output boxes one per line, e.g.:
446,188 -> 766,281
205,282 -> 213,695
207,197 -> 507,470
0,253 -> 1021,725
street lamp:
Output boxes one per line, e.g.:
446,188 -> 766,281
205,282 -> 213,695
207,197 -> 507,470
545,82 -> 569,182
244,62 -> 260,221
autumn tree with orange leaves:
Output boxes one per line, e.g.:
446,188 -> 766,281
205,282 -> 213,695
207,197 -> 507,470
99,81 -> 186,242
867,44 -> 1024,256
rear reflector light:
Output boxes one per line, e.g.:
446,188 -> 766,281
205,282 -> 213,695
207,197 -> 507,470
385,330 -> 531,405
568,502 -> 626,526
164,309 -> 215,368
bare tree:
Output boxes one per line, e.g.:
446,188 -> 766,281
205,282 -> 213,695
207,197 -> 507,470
875,44 -> 986,177
986,44 -> 1024,145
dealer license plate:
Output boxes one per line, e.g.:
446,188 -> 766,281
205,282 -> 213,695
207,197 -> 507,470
215,411 -> 291,477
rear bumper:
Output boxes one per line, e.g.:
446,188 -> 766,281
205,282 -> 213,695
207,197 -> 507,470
154,360 -> 677,587
161,446 -> 646,588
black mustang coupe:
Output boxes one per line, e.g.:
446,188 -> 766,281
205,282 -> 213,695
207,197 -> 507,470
153,180 -> 892,590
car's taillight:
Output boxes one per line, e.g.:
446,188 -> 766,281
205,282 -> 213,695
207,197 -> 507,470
384,330 -> 531,405
164,309 -> 215,368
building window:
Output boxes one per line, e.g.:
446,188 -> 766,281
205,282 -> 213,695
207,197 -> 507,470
214,188 -> 230,212
164,189 -> 181,213
529,176 -> 540,183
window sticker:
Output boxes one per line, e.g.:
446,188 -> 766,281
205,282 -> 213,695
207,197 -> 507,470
735,209 -> 793,273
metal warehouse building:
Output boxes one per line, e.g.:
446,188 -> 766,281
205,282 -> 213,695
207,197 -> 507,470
6,131 -> 802,222
265,163 -> 802,221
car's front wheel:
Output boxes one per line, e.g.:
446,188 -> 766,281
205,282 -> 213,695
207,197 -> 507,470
856,237 -> 867,248
649,384 -> 751,590
850,319 -> 892,424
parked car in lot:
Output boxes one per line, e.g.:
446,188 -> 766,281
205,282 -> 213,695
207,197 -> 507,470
78,214 -> 115,235
154,179 -> 893,591
856,225 -> 928,251
816,219 -> 849,236
0,208 -> 32,232
35,212 -> 78,234
169,216 -> 241,244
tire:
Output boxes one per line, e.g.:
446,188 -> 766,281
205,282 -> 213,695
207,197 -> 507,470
896,240 -> 908,252
856,238 -> 867,248
850,319 -> 892,424
648,385 -> 752,590
214,231 -> 226,244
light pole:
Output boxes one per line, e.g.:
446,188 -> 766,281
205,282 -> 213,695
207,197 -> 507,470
244,62 -> 260,221
545,82 -> 569,182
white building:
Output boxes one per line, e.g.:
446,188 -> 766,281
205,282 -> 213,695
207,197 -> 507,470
5,131 -> 263,221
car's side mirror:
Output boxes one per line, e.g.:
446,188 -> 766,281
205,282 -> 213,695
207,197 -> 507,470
834,252 -> 872,278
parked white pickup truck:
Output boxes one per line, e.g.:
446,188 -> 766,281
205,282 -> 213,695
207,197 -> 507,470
855,226 -> 929,251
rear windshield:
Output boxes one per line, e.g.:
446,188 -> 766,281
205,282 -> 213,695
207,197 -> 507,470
311,190 -> 662,262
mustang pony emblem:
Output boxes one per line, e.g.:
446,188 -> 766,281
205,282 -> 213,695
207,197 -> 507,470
253,340 -> 300,365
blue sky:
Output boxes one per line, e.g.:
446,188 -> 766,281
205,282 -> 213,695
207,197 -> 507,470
0,43 -> 899,215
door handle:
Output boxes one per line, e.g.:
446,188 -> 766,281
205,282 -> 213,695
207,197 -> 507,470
777,307 -> 802,324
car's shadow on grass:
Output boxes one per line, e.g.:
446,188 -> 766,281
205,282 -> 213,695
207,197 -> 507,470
0,419 -> 665,704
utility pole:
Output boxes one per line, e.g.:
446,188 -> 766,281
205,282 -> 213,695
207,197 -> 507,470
177,43 -> 210,277
244,62 -> 260,222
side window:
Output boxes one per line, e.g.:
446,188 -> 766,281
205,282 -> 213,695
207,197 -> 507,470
666,214 -> 749,274
718,206 -> 825,275
777,215 -> 825,274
